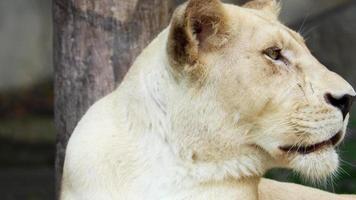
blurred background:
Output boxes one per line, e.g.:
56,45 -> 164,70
0,0 -> 355,199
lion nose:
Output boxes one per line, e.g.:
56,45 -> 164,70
325,93 -> 355,119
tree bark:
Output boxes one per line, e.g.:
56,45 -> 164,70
53,0 -> 180,198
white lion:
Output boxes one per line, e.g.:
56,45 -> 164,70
60,0 -> 356,199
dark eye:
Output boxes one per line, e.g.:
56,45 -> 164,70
263,47 -> 282,60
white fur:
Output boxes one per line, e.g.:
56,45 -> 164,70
60,2 -> 356,200
60,28 -> 264,200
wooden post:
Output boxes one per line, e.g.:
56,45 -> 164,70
53,0 -> 180,197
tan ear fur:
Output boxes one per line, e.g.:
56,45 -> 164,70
167,0 -> 230,81
185,0 -> 229,49
243,0 -> 281,18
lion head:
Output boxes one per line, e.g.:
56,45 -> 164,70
166,0 -> 355,182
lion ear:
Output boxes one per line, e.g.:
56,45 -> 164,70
168,0 -> 230,68
243,0 -> 281,18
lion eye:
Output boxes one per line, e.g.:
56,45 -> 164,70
264,47 -> 282,60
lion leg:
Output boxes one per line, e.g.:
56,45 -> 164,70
259,178 -> 356,200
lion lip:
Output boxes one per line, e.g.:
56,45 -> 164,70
279,131 -> 343,155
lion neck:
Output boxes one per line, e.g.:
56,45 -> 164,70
118,28 -> 264,199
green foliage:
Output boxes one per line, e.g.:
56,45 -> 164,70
350,117 -> 356,128
0,116 -> 55,143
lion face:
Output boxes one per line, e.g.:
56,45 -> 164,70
167,0 -> 355,181
213,6 -> 355,181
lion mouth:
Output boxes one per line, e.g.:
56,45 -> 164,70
279,131 -> 343,155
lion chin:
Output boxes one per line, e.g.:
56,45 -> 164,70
291,147 -> 339,183
279,130 -> 343,182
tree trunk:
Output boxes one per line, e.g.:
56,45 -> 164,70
53,0 -> 180,198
